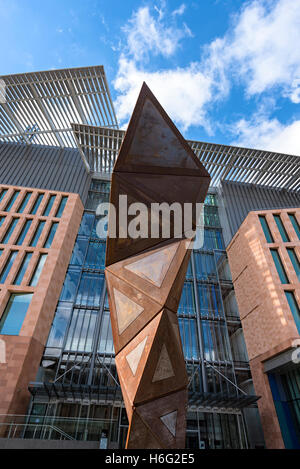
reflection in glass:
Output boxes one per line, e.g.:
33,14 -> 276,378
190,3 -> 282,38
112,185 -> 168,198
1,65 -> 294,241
69,238 -> 88,266
18,192 -> 32,213
55,196 -> 68,218
1,218 -> 19,244
60,268 -> 81,302
47,304 -> 73,348
97,310 -> 114,354
14,252 -> 33,285
30,254 -> 47,286
30,193 -> 44,215
76,272 -> 104,308
43,195 -> 56,216
16,219 -> 32,245
0,251 -> 18,283
178,282 -> 196,316
85,241 -> 106,269
5,190 -> 20,212
44,222 -> 58,248
30,221 -> 46,247
78,213 -> 95,237
0,293 -> 33,335
66,308 -> 98,352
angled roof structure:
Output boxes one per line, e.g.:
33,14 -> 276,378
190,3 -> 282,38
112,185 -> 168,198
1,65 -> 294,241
0,66 -> 118,155
72,123 -> 300,191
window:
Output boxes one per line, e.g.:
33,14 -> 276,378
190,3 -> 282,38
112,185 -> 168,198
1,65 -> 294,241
14,252 -> 33,285
43,195 -> 56,216
203,228 -> 224,250
60,268 -> 81,302
285,291 -> 300,333
16,219 -> 32,245
1,218 -> 19,244
76,272 -> 104,308
65,307 -> 98,352
204,194 -> 217,206
43,222 -> 58,248
46,304 -> 73,348
287,248 -> 300,281
197,283 -> 224,319
274,215 -> 289,242
55,196 -> 68,218
30,193 -> 44,215
259,215 -> 274,243
30,221 -> 45,247
194,251 -> 217,281
18,192 -> 32,213
0,216 -> 5,227
78,213 -> 95,237
0,293 -> 33,335
69,238 -> 88,266
179,318 -> 199,360
85,241 -> 106,269
0,251 -> 18,283
4,190 -> 20,212
178,282 -> 196,316
204,206 -> 220,227
29,254 -> 47,286
288,213 -> 300,240
270,249 -> 289,284
0,188 -> 8,203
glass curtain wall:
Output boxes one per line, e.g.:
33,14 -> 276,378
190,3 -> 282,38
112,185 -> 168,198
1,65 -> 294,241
30,183 -> 249,448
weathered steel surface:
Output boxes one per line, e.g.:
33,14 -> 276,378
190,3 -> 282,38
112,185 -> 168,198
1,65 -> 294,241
105,83 -> 210,448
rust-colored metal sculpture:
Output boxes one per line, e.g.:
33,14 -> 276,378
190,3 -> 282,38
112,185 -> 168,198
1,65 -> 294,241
105,83 -> 210,448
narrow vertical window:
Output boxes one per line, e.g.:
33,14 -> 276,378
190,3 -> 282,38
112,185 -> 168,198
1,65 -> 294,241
55,196 -> 68,218
43,195 -> 56,216
16,219 -> 32,245
5,190 -> 20,212
44,222 -> 58,248
0,216 -> 5,227
270,249 -> 289,284
273,215 -> 290,242
0,251 -> 18,283
30,194 -> 44,215
259,215 -> 274,243
285,291 -> 300,333
29,254 -> 47,286
288,213 -> 300,240
1,218 -> 19,244
0,249 -> 3,258
287,248 -> 300,281
14,252 -> 33,285
0,293 -> 33,335
18,192 -> 32,214
0,188 -> 8,203
30,221 -> 46,247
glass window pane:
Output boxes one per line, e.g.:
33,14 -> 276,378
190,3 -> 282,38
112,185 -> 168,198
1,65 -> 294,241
0,293 -> 33,335
1,218 -> 19,244
0,216 -> 5,227
0,251 -> 18,283
43,222 -> 58,248
78,213 -> 95,237
97,310 -> 114,354
55,196 -> 68,218
0,188 -> 8,203
30,221 -> 45,247
14,252 -> 33,285
47,304 -> 72,348
287,248 -> 300,281
259,215 -> 274,243
70,238 -> 88,266
5,190 -> 20,212
76,272 -> 104,308
178,282 -> 196,316
274,215 -> 289,242
43,195 -> 56,216
30,194 -> 44,215
18,192 -> 32,213
288,213 -> 300,240
16,219 -> 32,245
30,254 -> 47,286
60,268 -> 80,302
85,241 -> 106,269
285,291 -> 300,333
270,249 -> 289,284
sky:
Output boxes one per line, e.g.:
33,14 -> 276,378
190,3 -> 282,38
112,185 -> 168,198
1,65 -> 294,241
1,0 -> 300,155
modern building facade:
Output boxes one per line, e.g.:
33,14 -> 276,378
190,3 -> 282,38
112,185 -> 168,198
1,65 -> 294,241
0,66 -> 299,449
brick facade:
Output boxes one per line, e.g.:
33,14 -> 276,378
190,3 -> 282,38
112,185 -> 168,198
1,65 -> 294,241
227,208 -> 300,448
0,185 -> 83,416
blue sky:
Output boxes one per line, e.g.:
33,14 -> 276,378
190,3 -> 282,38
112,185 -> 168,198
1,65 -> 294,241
1,0 -> 300,155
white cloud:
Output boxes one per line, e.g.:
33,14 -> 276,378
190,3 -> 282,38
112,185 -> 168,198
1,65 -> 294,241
114,56 -> 214,132
172,4 -> 186,16
231,114 -> 300,155
122,6 -> 191,61
208,0 -> 300,99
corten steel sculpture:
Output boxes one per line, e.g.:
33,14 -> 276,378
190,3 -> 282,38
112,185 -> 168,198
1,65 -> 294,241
105,83 -> 210,449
